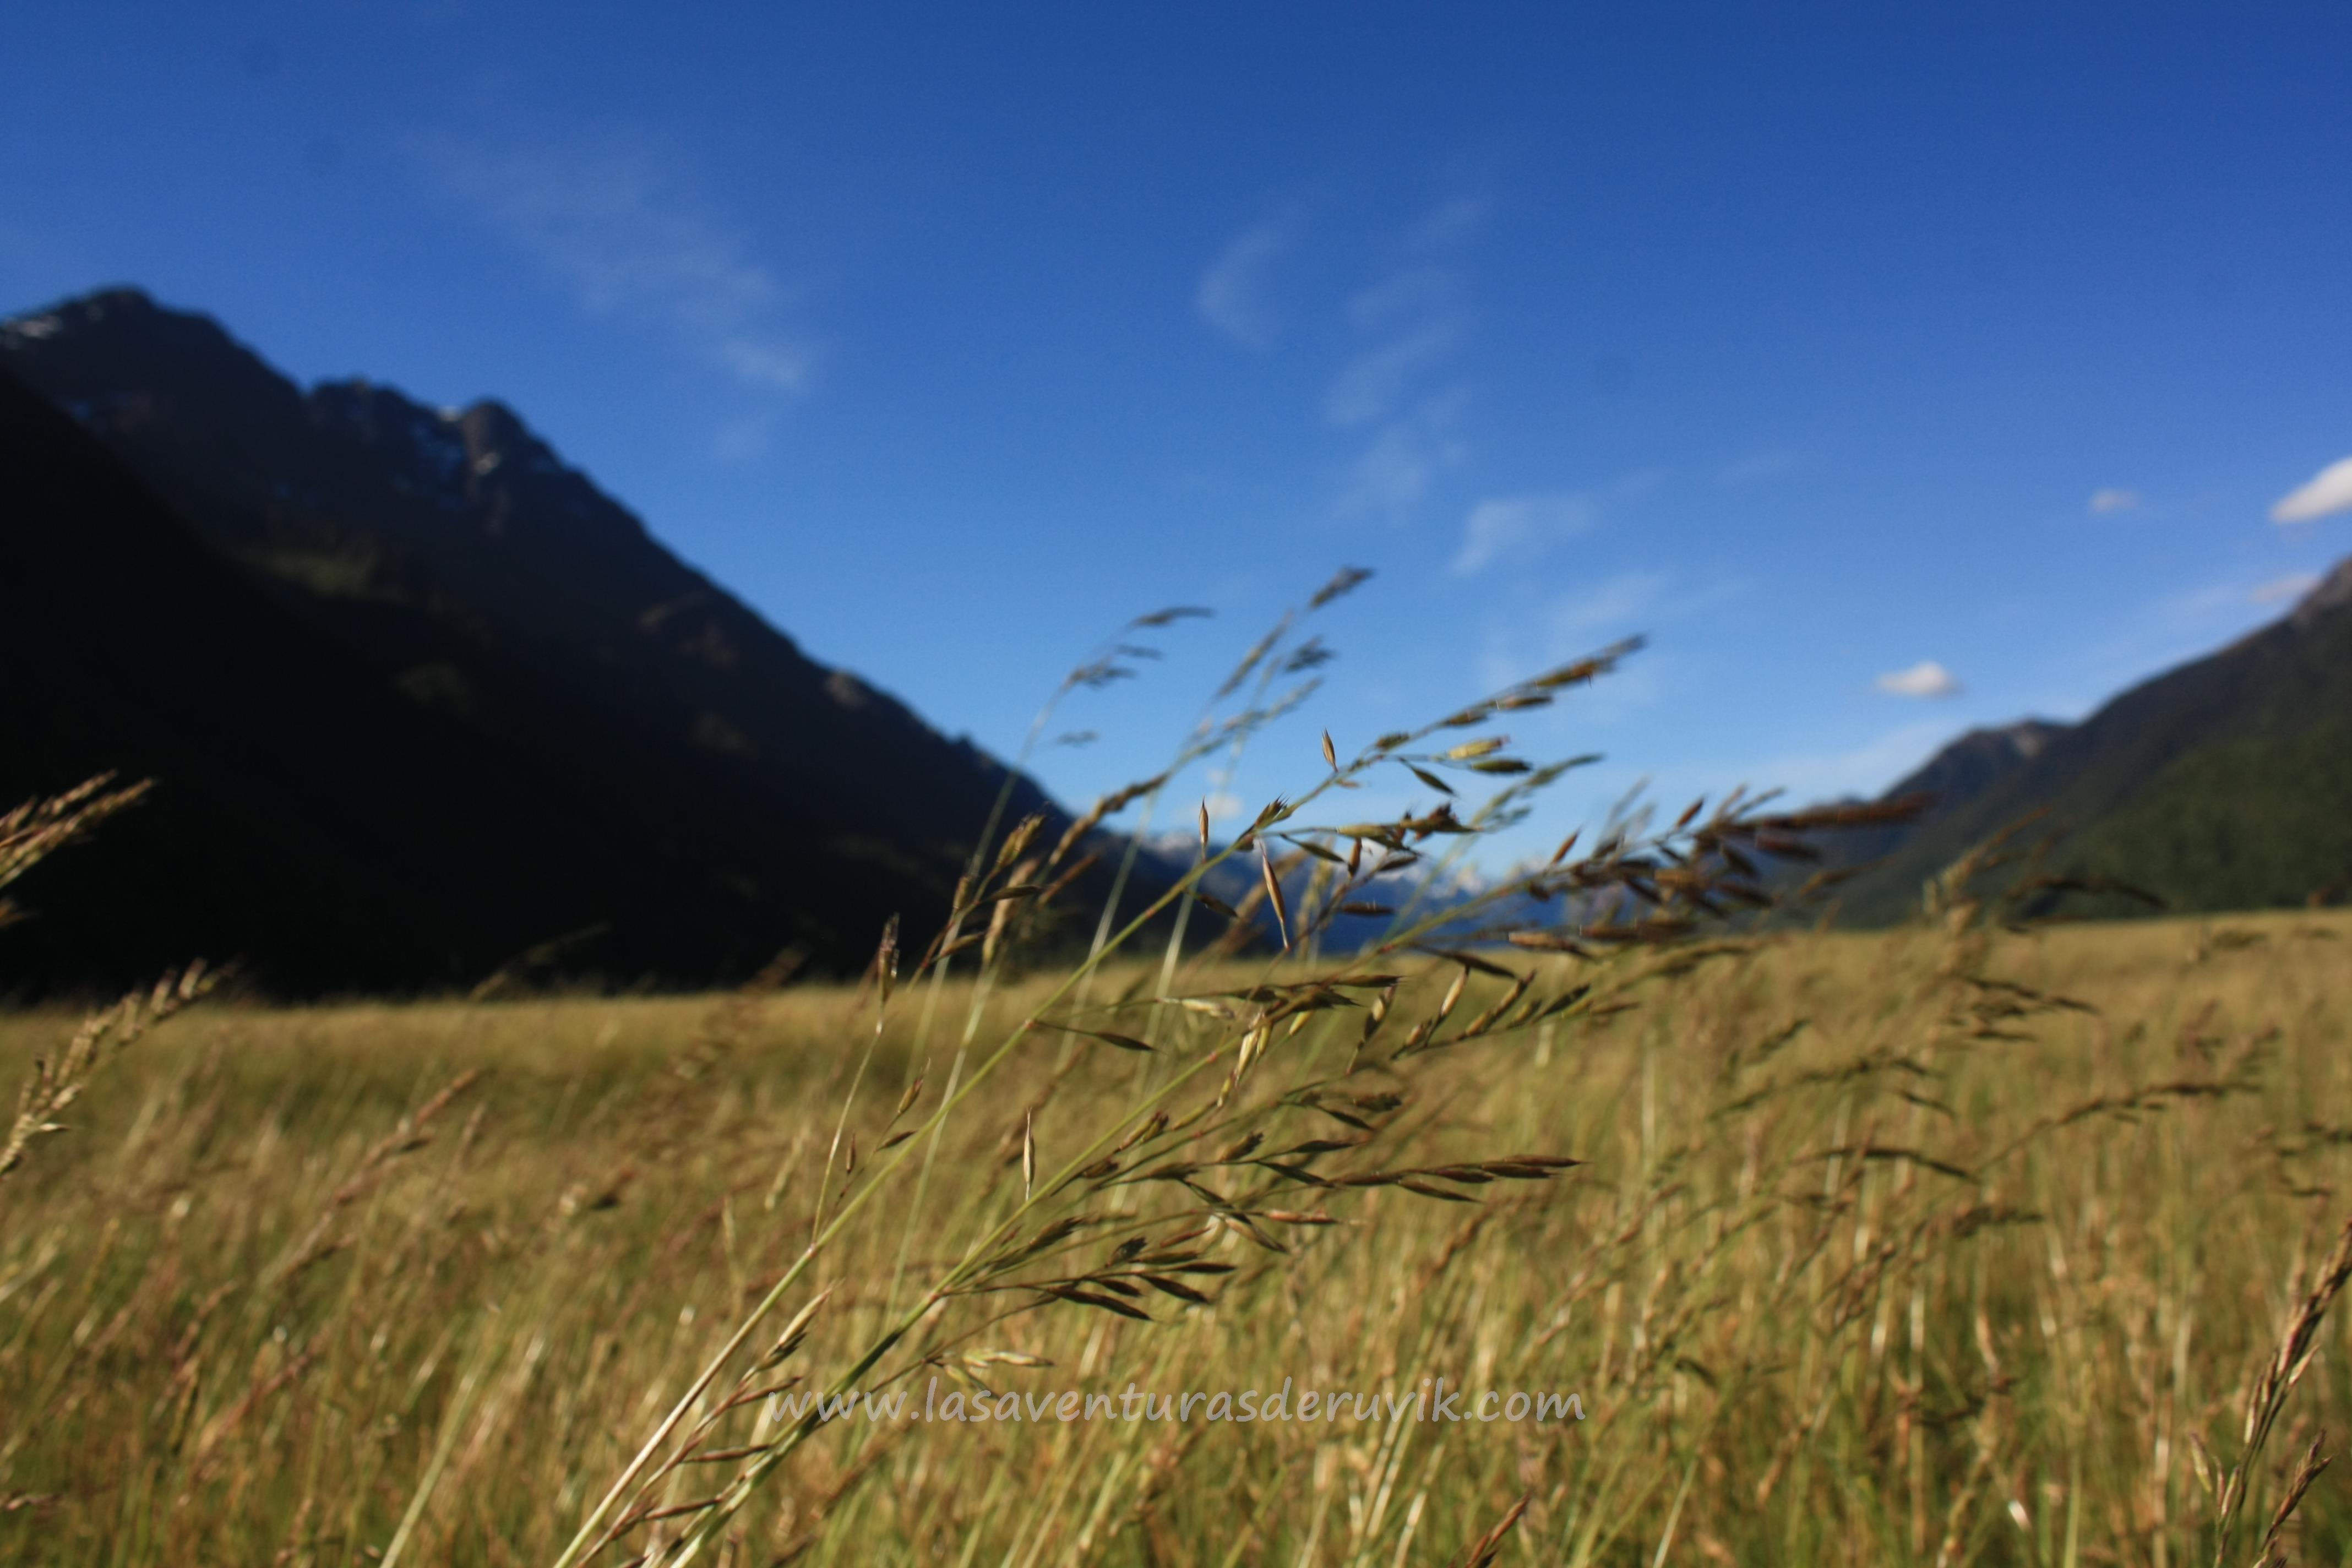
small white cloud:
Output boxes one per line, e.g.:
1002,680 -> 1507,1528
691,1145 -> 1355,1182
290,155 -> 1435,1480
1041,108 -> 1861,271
1452,492 -> 1597,575
1875,661 -> 1962,699
2087,487 -> 2142,514
2272,456 -> 2352,524
1195,220 -> 1292,350
2250,571 -> 2322,606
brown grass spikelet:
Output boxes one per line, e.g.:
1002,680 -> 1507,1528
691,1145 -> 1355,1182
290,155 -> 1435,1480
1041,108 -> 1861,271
1260,842 -> 1291,951
2250,1431 -> 2330,1568
1308,564 -> 1374,608
0,772 -> 154,912
2212,1215 -> 2352,1564
2,959 -> 220,1188
1448,1491 -> 1532,1567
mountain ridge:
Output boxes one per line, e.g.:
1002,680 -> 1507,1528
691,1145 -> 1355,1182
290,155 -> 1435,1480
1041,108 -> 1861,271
1827,559 -> 2352,923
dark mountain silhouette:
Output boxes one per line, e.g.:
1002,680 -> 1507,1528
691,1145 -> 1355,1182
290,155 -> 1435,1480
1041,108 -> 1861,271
1826,560 -> 2352,923
1,288 -> 1152,994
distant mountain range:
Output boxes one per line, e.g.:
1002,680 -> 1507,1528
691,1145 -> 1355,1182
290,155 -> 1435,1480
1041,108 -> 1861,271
1822,561 -> 2352,923
2,288 -> 1165,995
1263,554 -> 2352,941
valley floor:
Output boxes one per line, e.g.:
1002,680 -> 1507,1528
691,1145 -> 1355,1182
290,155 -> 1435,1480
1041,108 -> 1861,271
2,911 -> 2349,1564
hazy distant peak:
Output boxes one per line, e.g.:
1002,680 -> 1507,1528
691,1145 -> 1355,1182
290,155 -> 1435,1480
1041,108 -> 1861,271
1996,718 -> 2064,760
1882,717 -> 2071,808
2290,555 -> 2352,633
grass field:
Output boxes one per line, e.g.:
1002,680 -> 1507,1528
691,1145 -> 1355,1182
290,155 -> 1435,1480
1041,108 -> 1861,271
4,904 -> 2350,1566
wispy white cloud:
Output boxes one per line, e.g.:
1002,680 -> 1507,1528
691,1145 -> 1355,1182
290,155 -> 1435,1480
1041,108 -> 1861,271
1722,451 -> 1799,484
2059,569 -> 2327,718
1451,491 -> 1597,575
1475,635 -> 1673,732
1471,571 -> 1735,733
711,410 -> 781,464
2087,487 -> 2142,514
1347,266 -> 1449,330
1325,322 -> 1459,429
1404,194 -> 1489,252
1874,660 -> 1962,699
2150,569 -> 2338,631
1193,190 -> 1482,521
1548,570 -> 1674,636
714,340 -> 812,393
1335,410 -> 1464,515
1725,718 -> 1961,808
1321,192 -> 1487,516
411,127 -> 812,395
1196,217 -> 1294,350
2272,456 -> 2352,523
2250,571 -> 2322,606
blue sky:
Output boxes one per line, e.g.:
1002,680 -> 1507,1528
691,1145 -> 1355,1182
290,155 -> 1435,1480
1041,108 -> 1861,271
6,3 -> 2350,864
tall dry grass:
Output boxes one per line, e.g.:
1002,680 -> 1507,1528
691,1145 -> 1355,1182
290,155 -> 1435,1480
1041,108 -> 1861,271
3,578 -> 2349,1565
